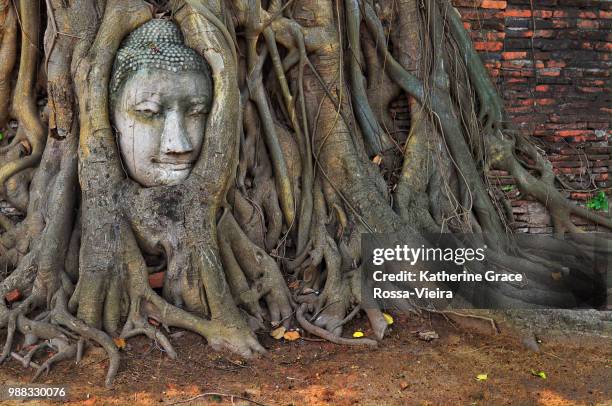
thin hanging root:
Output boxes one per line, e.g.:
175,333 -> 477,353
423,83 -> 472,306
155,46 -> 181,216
296,304 -> 378,346
345,0 -> 391,155
439,0 -> 503,133
245,30 -> 296,228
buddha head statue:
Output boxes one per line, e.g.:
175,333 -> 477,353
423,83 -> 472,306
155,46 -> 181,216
110,19 -> 213,187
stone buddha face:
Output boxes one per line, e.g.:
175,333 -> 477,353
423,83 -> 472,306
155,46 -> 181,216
110,19 -> 213,187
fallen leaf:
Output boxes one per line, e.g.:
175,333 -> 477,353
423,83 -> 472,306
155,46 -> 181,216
372,155 -> 382,165
113,337 -> 126,349
399,381 -> 409,390
531,369 -> 547,379
382,312 -> 394,325
551,272 -> 562,281
416,330 -> 439,341
352,331 -> 364,338
476,373 -> 488,381
270,326 -> 286,340
288,280 -> 299,289
283,330 -> 300,341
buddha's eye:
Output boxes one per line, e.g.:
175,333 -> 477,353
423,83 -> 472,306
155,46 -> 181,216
136,109 -> 161,118
133,102 -> 162,119
187,104 -> 208,117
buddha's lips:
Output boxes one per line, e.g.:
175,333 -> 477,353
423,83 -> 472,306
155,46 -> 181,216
152,160 -> 195,170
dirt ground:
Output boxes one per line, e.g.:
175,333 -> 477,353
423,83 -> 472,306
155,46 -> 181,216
0,313 -> 610,406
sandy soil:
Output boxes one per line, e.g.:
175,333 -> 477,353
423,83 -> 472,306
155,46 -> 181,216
0,313 -> 610,405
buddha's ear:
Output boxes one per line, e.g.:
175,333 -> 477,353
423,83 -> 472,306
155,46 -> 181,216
174,2 -> 240,208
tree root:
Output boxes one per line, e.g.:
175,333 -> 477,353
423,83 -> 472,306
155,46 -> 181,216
296,304 -> 377,346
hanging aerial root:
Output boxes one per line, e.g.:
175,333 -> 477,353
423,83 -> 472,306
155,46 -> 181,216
0,0 -> 45,194
345,0 -> 392,155
244,22 -> 296,228
218,209 -> 294,328
0,1 -> 16,130
44,0 -> 91,139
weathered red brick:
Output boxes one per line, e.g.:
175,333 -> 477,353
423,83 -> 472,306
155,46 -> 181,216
577,19 -> 599,29
481,0 -> 506,9
599,10 -> 612,19
579,87 -> 603,93
555,130 -> 590,137
452,0 -> 609,219
539,68 -> 561,76
505,9 -> 531,17
474,41 -> 504,51
149,272 -> 165,288
502,51 -> 527,60
536,98 -> 556,106
546,60 -> 566,68
552,20 -> 570,28
534,30 -> 556,38
5,289 -> 21,303
534,10 -> 554,18
570,192 -> 593,201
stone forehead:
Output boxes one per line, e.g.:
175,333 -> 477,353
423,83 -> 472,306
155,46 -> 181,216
110,19 -> 211,97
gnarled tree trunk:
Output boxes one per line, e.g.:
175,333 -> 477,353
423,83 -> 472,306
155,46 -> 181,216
0,0 -> 609,387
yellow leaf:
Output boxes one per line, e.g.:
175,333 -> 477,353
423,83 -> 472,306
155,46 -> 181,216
270,326 -> 286,340
476,374 -> 488,381
372,155 -> 382,165
353,331 -> 364,338
283,330 -> 301,341
113,337 -> 126,349
382,312 -> 394,325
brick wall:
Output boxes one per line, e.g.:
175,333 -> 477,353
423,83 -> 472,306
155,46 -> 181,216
454,0 -> 611,232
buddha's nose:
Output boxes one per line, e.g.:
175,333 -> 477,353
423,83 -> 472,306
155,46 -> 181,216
160,110 -> 193,155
